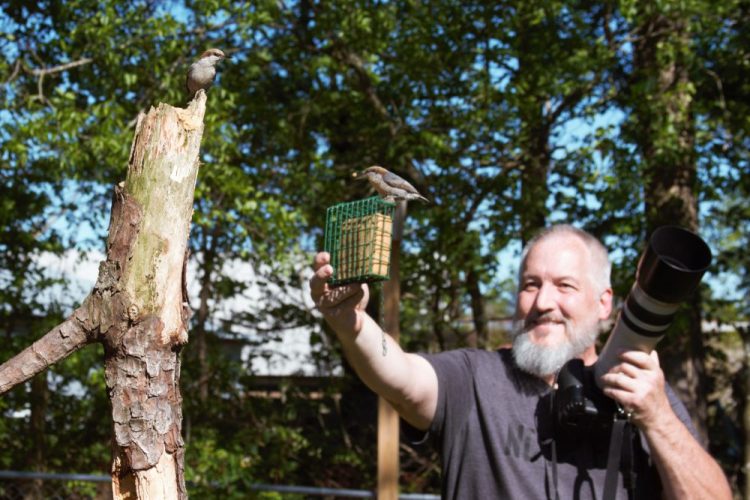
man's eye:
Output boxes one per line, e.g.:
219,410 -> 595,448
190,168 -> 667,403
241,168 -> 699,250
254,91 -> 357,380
523,282 -> 538,291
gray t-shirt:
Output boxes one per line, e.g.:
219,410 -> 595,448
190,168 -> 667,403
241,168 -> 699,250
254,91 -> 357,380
414,348 -> 697,500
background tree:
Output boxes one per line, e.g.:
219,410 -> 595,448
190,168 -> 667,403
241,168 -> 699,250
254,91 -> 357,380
613,0 -> 708,439
691,0 -> 750,492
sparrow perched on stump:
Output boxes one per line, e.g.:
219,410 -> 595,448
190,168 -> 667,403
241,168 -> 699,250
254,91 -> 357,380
186,48 -> 228,99
353,165 -> 429,203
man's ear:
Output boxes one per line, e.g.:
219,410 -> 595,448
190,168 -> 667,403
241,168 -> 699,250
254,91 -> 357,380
598,288 -> 613,321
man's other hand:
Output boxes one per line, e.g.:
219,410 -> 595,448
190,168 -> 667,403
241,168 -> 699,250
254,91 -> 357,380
600,350 -> 671,429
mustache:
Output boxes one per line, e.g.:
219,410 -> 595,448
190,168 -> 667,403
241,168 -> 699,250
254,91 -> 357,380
511,312 -> 571,340
523,312 -> 567,330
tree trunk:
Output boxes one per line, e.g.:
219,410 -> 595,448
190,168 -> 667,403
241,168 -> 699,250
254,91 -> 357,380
0,91 -> 207,499
514,6 -> 552,245
466,268 -> 488,349
629,5 -> 707,441
518,130 -> 550,245
195,237 -> 215,405
23,372 -> 48,500
430,288 -> 446,352
105,94 -> 206,498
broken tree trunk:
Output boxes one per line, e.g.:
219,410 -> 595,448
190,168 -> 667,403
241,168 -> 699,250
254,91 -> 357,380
0,91 -> 207,499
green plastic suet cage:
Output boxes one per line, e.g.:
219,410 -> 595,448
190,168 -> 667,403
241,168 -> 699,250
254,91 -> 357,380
324,196 -> 396,285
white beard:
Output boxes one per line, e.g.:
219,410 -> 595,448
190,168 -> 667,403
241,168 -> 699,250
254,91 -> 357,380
511,314 -> 601,379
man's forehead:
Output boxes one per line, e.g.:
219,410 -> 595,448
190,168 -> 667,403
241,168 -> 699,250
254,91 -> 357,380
520,268 -> 585,284
521,235 -> 591,276
526,234 -> 589,259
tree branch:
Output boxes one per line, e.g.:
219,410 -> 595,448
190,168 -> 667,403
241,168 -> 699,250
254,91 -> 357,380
329,42 -> 402,136
0,303 -> 94,394
29,57 -> 94,77
4,59 -> 21,84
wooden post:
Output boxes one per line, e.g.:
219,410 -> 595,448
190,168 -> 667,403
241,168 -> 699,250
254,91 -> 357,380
377,201 -> 406,500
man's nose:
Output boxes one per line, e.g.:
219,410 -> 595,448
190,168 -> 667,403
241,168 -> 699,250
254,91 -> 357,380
533,282 -> 556,312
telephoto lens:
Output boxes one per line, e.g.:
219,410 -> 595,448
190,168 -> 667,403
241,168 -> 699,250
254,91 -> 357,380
594,226 -> 712,385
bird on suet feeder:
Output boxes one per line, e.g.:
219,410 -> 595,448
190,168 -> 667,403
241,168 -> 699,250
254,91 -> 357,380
353,165 -> 429,203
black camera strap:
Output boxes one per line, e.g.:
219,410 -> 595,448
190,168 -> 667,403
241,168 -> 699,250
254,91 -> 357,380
603,418 -> 636,500
621,423 -> 636,495
542,436 -> 560,500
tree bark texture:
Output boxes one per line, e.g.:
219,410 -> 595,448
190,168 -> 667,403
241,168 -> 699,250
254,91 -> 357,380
0,91 -> 207,499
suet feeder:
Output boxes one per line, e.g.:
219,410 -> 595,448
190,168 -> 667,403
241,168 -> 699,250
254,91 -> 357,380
324,196 -> 396,285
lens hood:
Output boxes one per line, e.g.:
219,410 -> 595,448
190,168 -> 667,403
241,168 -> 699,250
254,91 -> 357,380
637,226 -> 712,303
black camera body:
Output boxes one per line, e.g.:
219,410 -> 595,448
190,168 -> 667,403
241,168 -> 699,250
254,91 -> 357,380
553,358 -> 620,435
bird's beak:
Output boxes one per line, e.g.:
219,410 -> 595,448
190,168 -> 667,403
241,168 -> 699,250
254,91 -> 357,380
352,171 -> 367,180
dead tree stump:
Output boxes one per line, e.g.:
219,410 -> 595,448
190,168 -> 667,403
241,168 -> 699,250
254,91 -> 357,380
0,91 -> 207,499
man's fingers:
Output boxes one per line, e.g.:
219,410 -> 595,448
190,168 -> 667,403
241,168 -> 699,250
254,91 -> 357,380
313,251 -> 331,271
310,252 -> 333,298
617,349 -> 655,370
618,362 -> 640,379
601,371 -> 636,391
310,266 -> 331,296
650,350 -> 660,367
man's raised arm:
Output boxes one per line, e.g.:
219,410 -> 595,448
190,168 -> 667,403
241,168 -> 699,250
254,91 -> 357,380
310,252 -> 438,430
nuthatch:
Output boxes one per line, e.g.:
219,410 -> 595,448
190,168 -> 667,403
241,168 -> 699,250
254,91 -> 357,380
353,165 -> 429,203
186,48 -> 228,99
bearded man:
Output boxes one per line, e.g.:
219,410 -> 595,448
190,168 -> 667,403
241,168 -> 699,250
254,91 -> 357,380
309,224 -> 730,499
